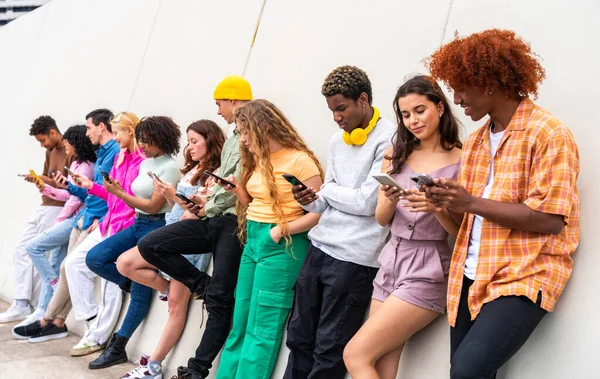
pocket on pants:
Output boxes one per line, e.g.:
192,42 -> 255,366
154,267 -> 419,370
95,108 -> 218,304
256,289 -> 294,339
334,290 -> 371,345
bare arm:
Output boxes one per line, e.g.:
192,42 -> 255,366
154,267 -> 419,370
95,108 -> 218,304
375,146 -> 400,226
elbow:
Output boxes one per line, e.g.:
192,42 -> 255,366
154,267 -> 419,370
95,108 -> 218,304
548,222 -> 564,235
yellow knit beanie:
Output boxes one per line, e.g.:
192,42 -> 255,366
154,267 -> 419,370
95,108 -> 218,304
213,75 -> 253,101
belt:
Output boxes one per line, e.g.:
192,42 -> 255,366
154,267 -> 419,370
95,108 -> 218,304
135,212 -> 166,221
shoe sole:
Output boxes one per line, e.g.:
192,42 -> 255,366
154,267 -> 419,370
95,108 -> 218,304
88,356 -> 128,370
12,329 -> 35,340
71,345 -> 105,357
28,332 -> 69,343
0,315 -> 31,324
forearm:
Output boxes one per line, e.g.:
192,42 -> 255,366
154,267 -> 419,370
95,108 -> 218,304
287,213 -> 321,235
375,199 -> 396,226
320,183 -> 377,216
469,197 -> 564,234
40,185 -> 71,201
434,209 -> 460,237
233,188 -> 252,208
88,183 -> 108,201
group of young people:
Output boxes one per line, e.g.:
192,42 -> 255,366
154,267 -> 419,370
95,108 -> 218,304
1,28 -> 580,379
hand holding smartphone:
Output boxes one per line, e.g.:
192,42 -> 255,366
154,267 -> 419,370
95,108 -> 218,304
203,170 -> 236,188
100,170 -> 113,184
29,169 -> 44,187
409,173 -> 435,192
64,166 -> 82,185
282,174 -> 308,191
175,193 -> 197,206
372,174 -> 405,192
147,171 -> 165,184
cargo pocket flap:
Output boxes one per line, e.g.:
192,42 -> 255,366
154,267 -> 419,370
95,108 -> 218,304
258,289 -> 294,309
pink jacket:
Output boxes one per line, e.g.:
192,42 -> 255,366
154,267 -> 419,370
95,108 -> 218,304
40,161 -> 94,222
89,148 -> 145,237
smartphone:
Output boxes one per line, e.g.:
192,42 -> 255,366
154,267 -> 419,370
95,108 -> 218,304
17,174 -> 26,177
147,171 -> 165,184
372,174 -> 405,192
203,170 -> 236,188
64,166 -> 82,185
176,193 -> 197,206
282,174 -> 308,191
29,169 -> 44,186
100,170 -> 113,183
409,173 -> 435,191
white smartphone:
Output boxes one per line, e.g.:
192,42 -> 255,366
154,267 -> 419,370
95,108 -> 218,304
372,174 -> 405,192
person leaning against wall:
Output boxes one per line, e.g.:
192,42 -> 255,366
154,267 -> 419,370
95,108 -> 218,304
215,99 -> 324,379
138,75 -> 252,379
0,116 -> 73,324
11,124 -> 96,338
284,65 -> 395,379
115,119 -> 226,379
424,29 -> 580,379
344,75 -> 463,379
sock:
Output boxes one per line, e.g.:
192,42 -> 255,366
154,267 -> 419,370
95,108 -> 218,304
148,360 -> 161,373
50,278 -> 59,291
15,299 -> 28,308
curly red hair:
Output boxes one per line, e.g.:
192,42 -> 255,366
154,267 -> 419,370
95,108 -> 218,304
427,29 -> 546,100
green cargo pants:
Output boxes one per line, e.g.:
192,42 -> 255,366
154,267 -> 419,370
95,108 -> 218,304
216,220 -> 309,379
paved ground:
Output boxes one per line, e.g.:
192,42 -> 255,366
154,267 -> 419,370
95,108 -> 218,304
0,301 -> 136,379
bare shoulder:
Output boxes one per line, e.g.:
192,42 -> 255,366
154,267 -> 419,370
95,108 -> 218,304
449,146 -> 463,163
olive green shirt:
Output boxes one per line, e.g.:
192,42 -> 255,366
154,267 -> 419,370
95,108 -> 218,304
204,131 -> 241,218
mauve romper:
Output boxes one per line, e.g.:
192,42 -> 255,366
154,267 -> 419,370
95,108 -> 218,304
372,161 -> 460,313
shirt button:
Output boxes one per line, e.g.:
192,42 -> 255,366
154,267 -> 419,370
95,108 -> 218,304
407,223 -> 415,230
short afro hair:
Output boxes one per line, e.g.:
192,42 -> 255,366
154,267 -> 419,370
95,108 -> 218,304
321,65 -> 373,104
30,115 -> 59,136
427,29 -> 546,100
135,116 -> 181,157
63,125 -> 98,164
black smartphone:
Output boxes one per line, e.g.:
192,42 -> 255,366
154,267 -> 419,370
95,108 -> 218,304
282,174 -> 308,191
203,170 -> 236,188
64,166 -> 82,185
100,170 -> 113,183
175,193 -> 196,205
409,173 -> 434,191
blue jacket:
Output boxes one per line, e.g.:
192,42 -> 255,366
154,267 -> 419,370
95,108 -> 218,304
69,139 -> 120,230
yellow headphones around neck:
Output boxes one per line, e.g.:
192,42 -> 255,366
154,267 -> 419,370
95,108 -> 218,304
342,106 -> 380,146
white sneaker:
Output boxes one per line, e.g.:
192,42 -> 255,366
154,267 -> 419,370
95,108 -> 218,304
121,356 -> 163,378
0,303 -> 32,323
13,308 -> 45,329
71,335 -> 105,357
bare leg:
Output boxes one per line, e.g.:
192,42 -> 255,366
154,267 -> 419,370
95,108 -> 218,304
344,296 -> 440,379
149,280 -> 191,361
116,246 -> 168,293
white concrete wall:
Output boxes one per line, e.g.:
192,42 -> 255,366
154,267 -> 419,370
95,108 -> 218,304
0,0 -> 598,377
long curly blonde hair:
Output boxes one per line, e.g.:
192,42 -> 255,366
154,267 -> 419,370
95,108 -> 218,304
234,99 -> 324,248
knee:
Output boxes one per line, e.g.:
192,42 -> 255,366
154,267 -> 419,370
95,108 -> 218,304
167,297 -> 189,320
26,240 -> 42,257
85,249 -> 102,273
343,339 -> 366,372
116,255 -> 132,277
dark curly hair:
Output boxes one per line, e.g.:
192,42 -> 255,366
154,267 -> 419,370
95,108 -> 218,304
30,115 -> 59,136
135,116 -> 181,156
427,29 -> 546,100
63,125 -> 98,164
182,120 -> 226,186
321,65 -> 373,104
389,76 -> 462,175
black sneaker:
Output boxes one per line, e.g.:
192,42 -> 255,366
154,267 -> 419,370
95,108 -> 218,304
28,323 -> 68,343
12,320 -> 43,340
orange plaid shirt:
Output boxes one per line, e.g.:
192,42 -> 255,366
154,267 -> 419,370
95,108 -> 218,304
447,98 -> 580,327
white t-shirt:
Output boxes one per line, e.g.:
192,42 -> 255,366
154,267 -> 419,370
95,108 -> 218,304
464,126 -> 505,279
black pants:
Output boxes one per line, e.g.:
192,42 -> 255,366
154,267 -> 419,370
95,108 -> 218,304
138,214 -> 242,378
283,243 -> 378,379
450,276 -> 547,379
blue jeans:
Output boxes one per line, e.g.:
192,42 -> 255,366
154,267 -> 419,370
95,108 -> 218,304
26,217 -> 71,310
86,217 -> 165,338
